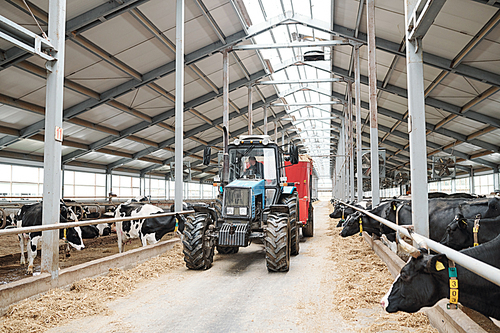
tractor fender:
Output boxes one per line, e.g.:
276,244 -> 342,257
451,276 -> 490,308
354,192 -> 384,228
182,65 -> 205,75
192,204 -> 218,225
270,204 -> 290,215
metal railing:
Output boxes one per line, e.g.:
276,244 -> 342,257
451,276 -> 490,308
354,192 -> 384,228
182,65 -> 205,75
338,200 -> 500,287
0,210 -> 195,237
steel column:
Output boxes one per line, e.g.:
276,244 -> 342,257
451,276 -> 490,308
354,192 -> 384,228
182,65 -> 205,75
405,0 -> 429,237
222,49 -> 230,183
452,177 -> 456,192
470,169 -> 475,193
354,46 -> 363,200
274,122 -> 278,142
494,168 -> 499,192
348,82 -> 355,202
263,104 -> 268,135
41,0 -> 66,280
247,85 -> 253,135
174,0 -> 184,212
367,0 -> 380,206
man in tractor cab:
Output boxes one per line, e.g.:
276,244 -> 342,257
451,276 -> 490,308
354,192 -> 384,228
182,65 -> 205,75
243,156 -> 264,178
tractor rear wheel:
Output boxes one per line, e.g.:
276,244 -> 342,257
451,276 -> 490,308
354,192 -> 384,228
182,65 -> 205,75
303,203 -> 314,237
216,246 -> 239,254
182,213 -> 214,270
265,212 -> 290,272
281,193 -> 299,255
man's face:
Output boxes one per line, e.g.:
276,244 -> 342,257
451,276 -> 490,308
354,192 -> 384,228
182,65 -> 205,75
249,158 -> 256,166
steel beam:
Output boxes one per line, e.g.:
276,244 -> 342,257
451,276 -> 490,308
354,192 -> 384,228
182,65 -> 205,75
41,0 -> 65,280
367,0 -> 380,205
257,78 -> 343,84
175,0 -> 184,211
0,0 -> 151,69
232,40 -> 349,50
354,46 -> 363,200
406,0 -> 447,40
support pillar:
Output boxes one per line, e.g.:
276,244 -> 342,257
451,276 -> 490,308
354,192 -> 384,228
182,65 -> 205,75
452,178 -> 456,193
354,45 -> 363,201
274,122 -> 278,142
247,85 -> 253,135
41,0 -> 67,280
493,167 -> 499,193
367,0 -> 380,206
221,49 -> 230,184
174,0 -> 185,212
405,0 -> 429,237
348,81 -> 355,202
263,105 -> 268,135
470,168 -> 475,194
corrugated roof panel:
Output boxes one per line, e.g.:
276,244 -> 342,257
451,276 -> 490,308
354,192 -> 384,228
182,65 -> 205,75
79,151 -> 123,164
0,67 -> 45,100
467,96 -> 500,120
63,127 -> 111,145
0,106 -> 43,128
66,62 -> 131,94
97,111 -> 143,132
77,104 -> 125,125
211,2 -> 244,38
7,139 -> 45,154
114,38 -> 176,75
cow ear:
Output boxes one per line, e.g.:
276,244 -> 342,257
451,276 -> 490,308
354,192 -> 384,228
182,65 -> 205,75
425,254 -> 448,274
458,218 -> 468,229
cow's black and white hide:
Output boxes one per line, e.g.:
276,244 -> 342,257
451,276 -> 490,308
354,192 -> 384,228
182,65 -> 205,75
17,202 -> 84,274
114,203 -> 185,253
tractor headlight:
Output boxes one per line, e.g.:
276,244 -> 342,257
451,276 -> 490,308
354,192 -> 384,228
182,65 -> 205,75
227,207 -> 234,215
263,138 -> 269,145
233,139 -> 241,145
239,207 -> 248,216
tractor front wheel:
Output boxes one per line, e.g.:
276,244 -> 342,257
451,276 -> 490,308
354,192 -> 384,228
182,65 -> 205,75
265,212 -> 290,272
182,213 -> 215,270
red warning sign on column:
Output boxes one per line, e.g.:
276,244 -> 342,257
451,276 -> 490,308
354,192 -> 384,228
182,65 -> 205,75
55,126 -> 63,142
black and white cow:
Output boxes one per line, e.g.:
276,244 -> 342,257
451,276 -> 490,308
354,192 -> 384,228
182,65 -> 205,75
381,234 -> 500,320
113,202 -> 186,253
16,202 -> 84,274
440,213 -> 500,251
340,197 -> 498,242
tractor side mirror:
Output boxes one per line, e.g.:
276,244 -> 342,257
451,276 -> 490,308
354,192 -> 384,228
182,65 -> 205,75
203,146 -> 211,166
290,144 -> 299,165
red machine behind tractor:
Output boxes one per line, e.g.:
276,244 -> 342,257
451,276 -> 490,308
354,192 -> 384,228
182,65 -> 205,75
285,154 -> 314,237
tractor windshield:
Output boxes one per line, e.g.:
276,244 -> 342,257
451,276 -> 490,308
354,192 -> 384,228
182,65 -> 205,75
228,147 -> 277,186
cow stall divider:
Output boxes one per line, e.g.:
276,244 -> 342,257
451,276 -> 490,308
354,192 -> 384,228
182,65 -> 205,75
338,200 -> 500,288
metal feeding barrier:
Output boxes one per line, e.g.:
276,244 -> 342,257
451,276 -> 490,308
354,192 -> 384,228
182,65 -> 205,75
0,210 -> 195,237
338,200 -> 500,288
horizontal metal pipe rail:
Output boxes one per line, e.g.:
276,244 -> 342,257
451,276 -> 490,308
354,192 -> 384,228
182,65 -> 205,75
338,200 -> 500,287
0,210 -> 195,237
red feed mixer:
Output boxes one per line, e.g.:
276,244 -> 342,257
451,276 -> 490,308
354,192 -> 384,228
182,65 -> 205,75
285,154 -> 314,237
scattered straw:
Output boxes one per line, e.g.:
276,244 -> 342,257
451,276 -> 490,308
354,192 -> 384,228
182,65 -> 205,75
328,221 -> 438,333
0,243 -> 184,333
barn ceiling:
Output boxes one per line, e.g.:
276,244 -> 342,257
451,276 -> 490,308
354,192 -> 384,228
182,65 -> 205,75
0,0 -> 499,183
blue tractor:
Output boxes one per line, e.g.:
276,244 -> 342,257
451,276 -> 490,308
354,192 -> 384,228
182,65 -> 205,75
183,134 -> 300,272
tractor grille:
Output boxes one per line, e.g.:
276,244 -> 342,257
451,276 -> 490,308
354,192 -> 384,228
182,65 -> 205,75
218,222 -> 249,247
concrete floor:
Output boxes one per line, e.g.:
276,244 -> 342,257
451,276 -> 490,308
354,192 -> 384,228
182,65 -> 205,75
47,202 -> 359,333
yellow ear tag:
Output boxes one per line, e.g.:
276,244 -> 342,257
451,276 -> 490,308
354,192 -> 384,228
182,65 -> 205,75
393,205 -> 396,211
435,261 -> 445,271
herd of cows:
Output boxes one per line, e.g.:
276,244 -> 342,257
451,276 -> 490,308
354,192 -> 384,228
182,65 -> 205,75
330,192 -> 500,322
4,196 -> 186,274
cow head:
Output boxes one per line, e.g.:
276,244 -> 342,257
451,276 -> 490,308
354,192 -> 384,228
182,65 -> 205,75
340,211 -> 364,237
381,251 -> 448,313
60,226 -> 85,251
330,203 -> 344,219
439,214 -> 472,250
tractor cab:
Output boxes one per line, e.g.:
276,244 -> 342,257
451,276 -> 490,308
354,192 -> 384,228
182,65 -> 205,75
227,135 -> 281,208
